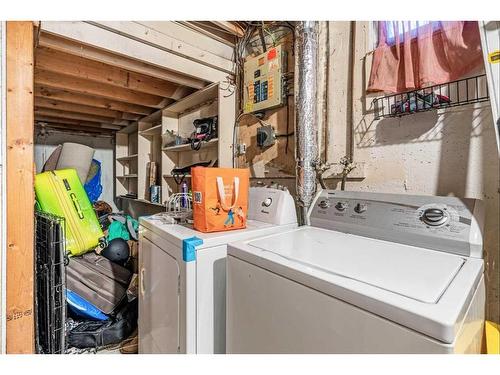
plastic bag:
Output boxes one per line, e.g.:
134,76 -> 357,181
66,289 -> 109,321
84,159 -> 103,203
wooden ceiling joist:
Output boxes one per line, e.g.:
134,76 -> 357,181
38,31 -> 208,89
36,47 -> 194,100
36,122 -> 115,135
35,69 -> 171,108
34,107 -> 131,126
35,97 -> 141,121
210,21 -> 245,37
35,115 -> 122,131
35,86 -> 154,116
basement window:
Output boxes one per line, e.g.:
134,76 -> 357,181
383,21 -> 442,46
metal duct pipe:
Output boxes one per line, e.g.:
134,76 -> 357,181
294,21 -> 319,224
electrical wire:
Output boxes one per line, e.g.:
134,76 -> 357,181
232,21 -> 297,164
232,112 -> 267,168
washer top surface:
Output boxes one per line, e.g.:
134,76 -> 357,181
140,216 -> 297,250
228,226 -> 483,343
248,227 -> 464,303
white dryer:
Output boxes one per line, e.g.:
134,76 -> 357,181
138,187 -> 297,354
226,190 -> 485,353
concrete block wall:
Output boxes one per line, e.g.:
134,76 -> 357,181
324,21 -> 499,323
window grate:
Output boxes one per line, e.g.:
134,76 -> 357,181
373,74 -> 490,119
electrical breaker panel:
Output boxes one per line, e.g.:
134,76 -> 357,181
243,44 -> 286,114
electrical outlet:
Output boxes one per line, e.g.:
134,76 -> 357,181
237,143 -> 247,155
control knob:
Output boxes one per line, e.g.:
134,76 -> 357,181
335,201 -> 348,211
421,208 -> 448,226
354,203 -> 367,213
319,200 -> 331,209
262,198 -> 273,207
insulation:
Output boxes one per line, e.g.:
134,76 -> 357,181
294,21 -> 319,221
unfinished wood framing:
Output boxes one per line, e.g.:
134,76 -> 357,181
35,97 -> 142,121
35,69 -> 171,108
139,22 -> 235,60
32,21 -> 240,135
37,32 -> 208,90
210,21 -> 245,38
6,21 -> 35,354
34,107 -> 131,126
39,21 -> 230,83
91,21 -> 235,73
35,47 -> 194,99
35,86 -> 154,116
35,116 -> 122,130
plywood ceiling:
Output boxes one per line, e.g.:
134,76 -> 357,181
34,31 -> 207,135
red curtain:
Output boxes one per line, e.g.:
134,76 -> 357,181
367,21 -> 483,93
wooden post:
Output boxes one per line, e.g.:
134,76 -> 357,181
6,21 -> 34,354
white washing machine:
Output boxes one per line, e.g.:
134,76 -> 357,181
138,187 -> 297,354
226,190 -> 485,353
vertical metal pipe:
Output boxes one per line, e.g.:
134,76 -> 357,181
294,21 -> 319,224
317,21 -> 329,165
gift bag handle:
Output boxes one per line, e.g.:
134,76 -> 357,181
216,176 -> 239,211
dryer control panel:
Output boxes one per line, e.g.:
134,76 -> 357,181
248,187 -> 297,226
309,190 -> 484,258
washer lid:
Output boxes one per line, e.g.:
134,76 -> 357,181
247,227 -> 465,303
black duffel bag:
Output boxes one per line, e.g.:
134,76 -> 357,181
67,299 -> 138,349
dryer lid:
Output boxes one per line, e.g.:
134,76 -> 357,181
247,227 -> 465,303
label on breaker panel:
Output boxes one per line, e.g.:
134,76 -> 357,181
268,76 -> 274,98
268,60 -> 279,72
488,50 -> 500,64
267,48 -> 277,60
245,101 -> 254,113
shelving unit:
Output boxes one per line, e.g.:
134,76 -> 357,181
373,74 -> 490,119
161,82 -> 234,199
116,154 -> 138,162
115,123 -> 139,197
163,174 -> 192,178
139,124 -> 163,137
115,81 -> 235,210
162,138 -> 218,152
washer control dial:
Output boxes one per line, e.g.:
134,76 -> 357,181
319,199 -> 331,209
354,203 -> 367,213
421,208 -> 448,226
335,201 -> 348,211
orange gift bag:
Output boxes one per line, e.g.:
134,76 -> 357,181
191,167 -> 249,233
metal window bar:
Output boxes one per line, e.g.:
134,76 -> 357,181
35,211 -> 67,354
373,74 -> 490,119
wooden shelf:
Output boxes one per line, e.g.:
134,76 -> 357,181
117,174 -> 138,178
163,138 -> 218,152
118,196 -> 164,207
135,198 -> 165,207
117,122 -> 138,134
163,174 -> 192,178
139,108 -> 163,124
116,154 -> 138,162
163,82 -> 218,115
139,124 -> 162,136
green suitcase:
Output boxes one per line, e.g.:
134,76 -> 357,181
35,169 -> 105,256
